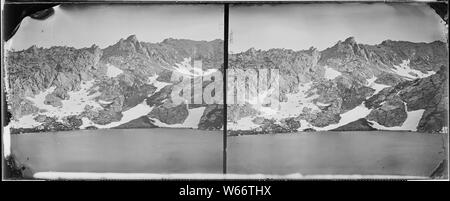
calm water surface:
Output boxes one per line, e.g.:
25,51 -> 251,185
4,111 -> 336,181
11,130 -> 447,177
11,129 -> 222,175
229,131 -> 448,176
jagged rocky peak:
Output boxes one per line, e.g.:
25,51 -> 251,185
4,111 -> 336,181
319,36 -> 365,64
307,46 -> 320,56
90,44 -> 99,49
247,47 -> 257,55
308,46 -> 317,52
104,35 -> 145,57
162,37 -> 178,44
344,36 -> 357,45
380,39 -> 394,45
115,35 -> 138,46
332,36 -> 358,49
116,34 -> 140,45
26,45 -> 39,54
126,34 -> 139,43
89,44 -> 102,54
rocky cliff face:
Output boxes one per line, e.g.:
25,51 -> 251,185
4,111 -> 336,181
228,37 -> 448,134
5,36 -> 448,134
5,35 -> 224,134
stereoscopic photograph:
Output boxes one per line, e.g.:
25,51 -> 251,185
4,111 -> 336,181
3,3 -> 224,179
2,1 -> 449,181
227,3 -> 448,179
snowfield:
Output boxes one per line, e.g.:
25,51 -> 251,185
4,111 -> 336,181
8,114 -> 41,129
256,82 -> 320,119
106,63 -> 124,78
228,116 -> 260,131
324,66 -> 342,80
81,100 -> 154,129
392,60 -> 435,80
147,74 -> 171,95
313,103 -> 373,131
275,82 -> 320,118
229,82 -> 321,130
316,102 -> 331,107
366,76 -> 390,96
9,72 -> 207,131
98,100 -> 113,105
10,80 -> 103,129
26,80 -> 102,120
172,57 -> 218,77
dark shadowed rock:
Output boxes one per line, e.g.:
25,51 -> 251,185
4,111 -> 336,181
365,65 -> 448,131
148,103 -> 189,125
114,116 -> 157,129
331,118 -> 376,131
198,104 -> 223,130
44,93 -> 63,107
367,98 -> 407,127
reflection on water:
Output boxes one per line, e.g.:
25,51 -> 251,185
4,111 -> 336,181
11,129 -> 222,176
228,131 -> 448,177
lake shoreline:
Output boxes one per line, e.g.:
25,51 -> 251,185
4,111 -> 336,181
8,127 -> 224,135
228,130 -> 448,136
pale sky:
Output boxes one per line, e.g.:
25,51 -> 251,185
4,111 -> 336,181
6,4 -> 224,51
229,3 -> 447,53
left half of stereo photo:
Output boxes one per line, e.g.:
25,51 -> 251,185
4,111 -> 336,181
2,3 -> 225,180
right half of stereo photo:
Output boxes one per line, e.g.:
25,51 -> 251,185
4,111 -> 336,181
226,2 -> 448,179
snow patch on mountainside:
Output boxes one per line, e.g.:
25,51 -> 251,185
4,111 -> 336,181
83,100 -> 154,129
61,81 -> 102,115
147,74 -> 171,94
11,80 -> 104,130
106,63 -> 123,78
229,82 -> 321,131
298,119 -> 315,131
366,76 -> 390,95
392,60 -> 435,80
269,82 -> 320,119
19,80 -> 101,124
183,107 -> 207,128
279,82 -> 320,117
26,86 -> 56,110
369,103 -> 425,131
23,80 -> 102,122
9,114 -> 41,129
172,57 -> 218,77
247,82 -> 321,120
150,106 -> 206,129
79,117 -> 96,129
228,116 -> 260,131
316,102 -> 331,107
98,100 -> 113,105
315,103 -> 373,131
324,66 -> 342,80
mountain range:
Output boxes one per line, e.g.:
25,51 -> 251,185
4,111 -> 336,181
228,37 -> 448,134
4,36 -> 448,134
5,35 -> 224,134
